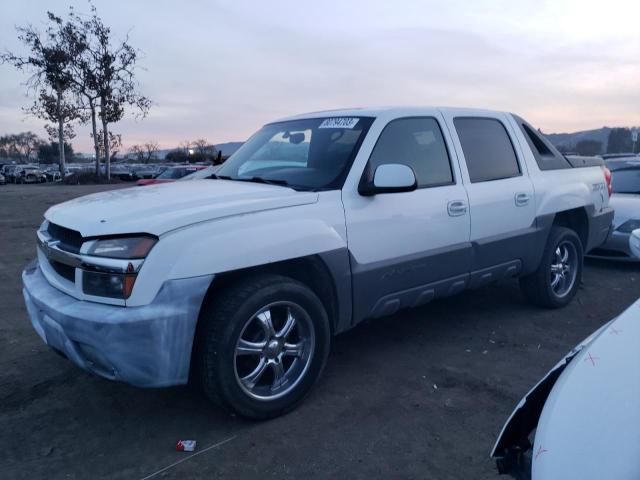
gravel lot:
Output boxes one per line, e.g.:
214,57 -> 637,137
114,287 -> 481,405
1,183 -> 638,480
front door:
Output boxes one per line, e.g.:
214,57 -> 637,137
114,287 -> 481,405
342,114 -> 472,323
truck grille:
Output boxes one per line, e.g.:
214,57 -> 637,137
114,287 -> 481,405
50,259 -> 76,282
47,222 -> 83,254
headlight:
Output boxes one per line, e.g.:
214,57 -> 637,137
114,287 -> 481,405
86,236 -> 157,259
616,219 -> 640,234
82,235 -> 157,299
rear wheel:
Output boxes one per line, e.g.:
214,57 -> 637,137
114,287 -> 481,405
520,226 -> 583,308
195,274 -> 331,419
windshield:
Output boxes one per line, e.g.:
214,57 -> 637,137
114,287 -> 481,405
216,116 -> 374,190
157,167 -> 198,180
611,168 -> 640,194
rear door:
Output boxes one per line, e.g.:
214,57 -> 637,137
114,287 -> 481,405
441,110 -> 537,281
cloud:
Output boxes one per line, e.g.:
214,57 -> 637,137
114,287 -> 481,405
0,0 -> 638,152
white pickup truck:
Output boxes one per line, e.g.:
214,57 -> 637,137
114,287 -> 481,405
23,107 -> 613,419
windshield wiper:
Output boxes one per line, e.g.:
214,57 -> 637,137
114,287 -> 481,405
209,173 -> 232,180
211,174 -> 318,191
242,176 -> 291,187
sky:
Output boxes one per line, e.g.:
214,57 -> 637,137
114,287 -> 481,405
1,0 -> 639,153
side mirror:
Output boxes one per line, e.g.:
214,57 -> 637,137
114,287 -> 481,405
360,164 -> 417,196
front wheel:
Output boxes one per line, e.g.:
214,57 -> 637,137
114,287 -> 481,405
520,226 -> 583,308
195,274 -> 331,419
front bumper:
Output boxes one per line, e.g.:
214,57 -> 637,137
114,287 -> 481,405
23,261 -> 212,387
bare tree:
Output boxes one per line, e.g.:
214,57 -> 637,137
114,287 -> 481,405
192,139 -> 214,155
143,141 -> 159,163
0,132 -> 45,162
1,12 -> 85,172
128,144 -> 145,163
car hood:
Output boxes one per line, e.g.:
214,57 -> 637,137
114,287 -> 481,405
135,178 -> 162,186
610,193 -> 640,227
45,179 -> 318,237
532,299 -> 640,479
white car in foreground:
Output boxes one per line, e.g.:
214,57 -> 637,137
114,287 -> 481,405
631,229 -> 640,257
23,107 -> 613,418
492,298 -> 640,479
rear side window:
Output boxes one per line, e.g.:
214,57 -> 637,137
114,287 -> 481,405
454,117 -> 520,183
367,117 -> 453,188
513,115 -> 572,170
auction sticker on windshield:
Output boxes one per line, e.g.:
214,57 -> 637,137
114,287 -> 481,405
319,117 -> 359,129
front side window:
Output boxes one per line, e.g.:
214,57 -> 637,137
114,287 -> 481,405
454,117 -> 520,183
217,117 -> 373,190
365,117 -> 453,188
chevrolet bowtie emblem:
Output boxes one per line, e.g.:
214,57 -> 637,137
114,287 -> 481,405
43,239 -> 60,257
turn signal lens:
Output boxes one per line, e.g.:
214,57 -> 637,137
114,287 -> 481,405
123,274 -> 137,299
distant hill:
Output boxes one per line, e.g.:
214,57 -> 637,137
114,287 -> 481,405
545,127 -> 638,153
545,128 -> 613,152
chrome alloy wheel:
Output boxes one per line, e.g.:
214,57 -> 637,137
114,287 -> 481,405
234,301 -> 315,401
550,240 -> 578,298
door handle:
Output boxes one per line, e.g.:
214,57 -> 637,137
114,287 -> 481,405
447,200 -> 467,217
515,193 -> 530,207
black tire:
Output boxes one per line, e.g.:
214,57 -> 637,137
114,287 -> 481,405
520,226 -> 583,308
194,274 -> 331,419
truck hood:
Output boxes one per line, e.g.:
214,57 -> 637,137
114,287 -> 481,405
45,180 -> 318,237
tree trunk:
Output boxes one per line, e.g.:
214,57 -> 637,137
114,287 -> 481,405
100,114 -> 111,181
56,88 -> 66,174
89,99 -> 101,179
98,96 -> 111,180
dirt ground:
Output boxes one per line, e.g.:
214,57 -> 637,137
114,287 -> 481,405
0,183 -> 638,480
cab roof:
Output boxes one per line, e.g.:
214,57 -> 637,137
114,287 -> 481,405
275,106 -> 510,123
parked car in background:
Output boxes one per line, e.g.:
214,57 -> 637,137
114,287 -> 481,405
601,153 -> 639,160
109,164 -> 134,181
136,165 -> 207,185
131,165 -> 159,181
492,297 -> 640,480
0,173 -> 5,185
15,166 -> 47,184
42,166 -> 71,182
23,107 -> 613,419
588,158 -> 640,261
179,165 -> 221,181
2,165 -> 19,183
